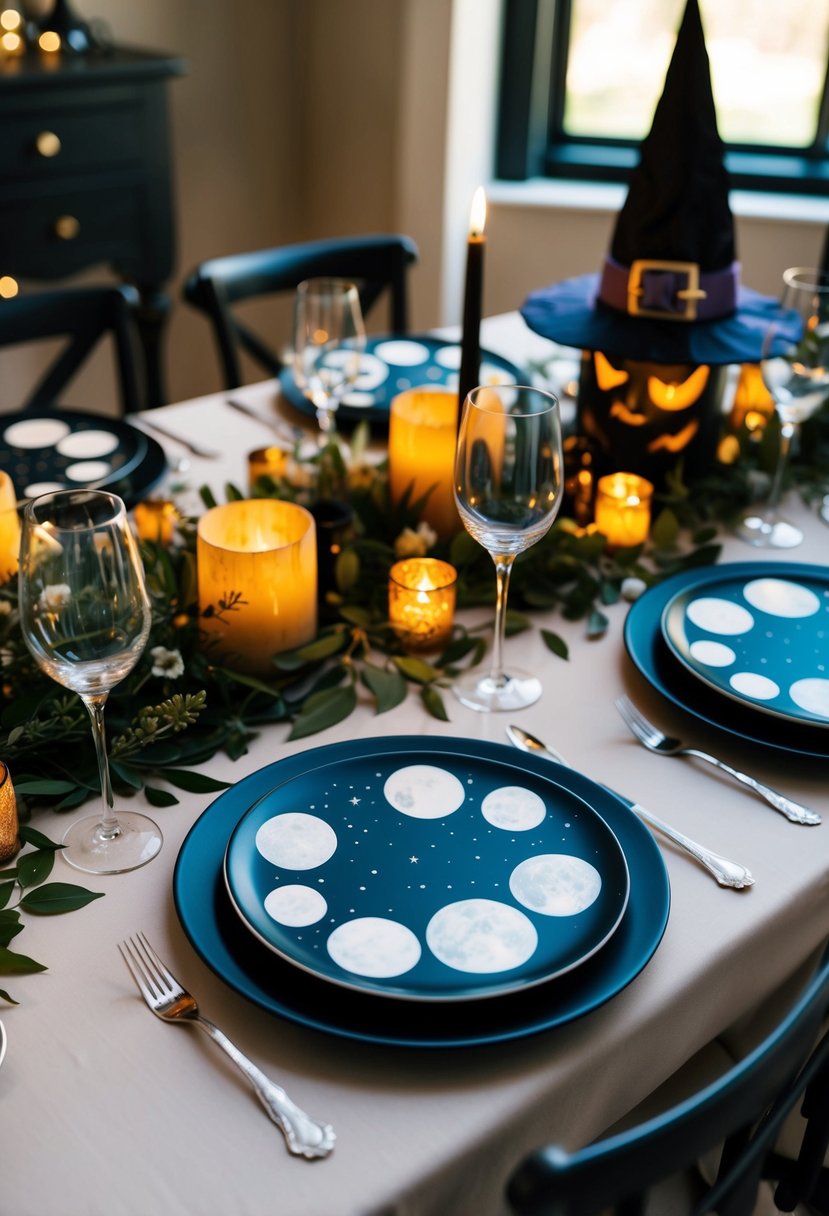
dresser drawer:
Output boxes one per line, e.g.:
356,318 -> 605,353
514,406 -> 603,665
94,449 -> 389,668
0,183 -> 143,278
0,95 -> 145,179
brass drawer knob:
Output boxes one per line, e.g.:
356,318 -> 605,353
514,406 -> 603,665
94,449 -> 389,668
54,215 -> 80,240
35,131 -> 62,158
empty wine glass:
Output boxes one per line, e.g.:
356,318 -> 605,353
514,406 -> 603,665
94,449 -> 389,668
737,267 -> 829,548
292,278 -> 366,440
453,384 -> 563,712
18,489 -> 162,874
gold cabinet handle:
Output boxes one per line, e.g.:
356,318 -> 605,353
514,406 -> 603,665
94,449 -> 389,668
54,215 -> 80,240
35,131 -> 62,158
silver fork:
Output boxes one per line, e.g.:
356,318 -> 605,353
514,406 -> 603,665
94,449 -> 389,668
119,932 -> 335,1159
132,416 -> 220,460
615,696 -> 820,826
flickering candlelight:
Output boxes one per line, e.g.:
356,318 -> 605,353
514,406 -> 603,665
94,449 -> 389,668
594,472 -> 654,547
133,500 -> 178,546
388,558 -> 457,653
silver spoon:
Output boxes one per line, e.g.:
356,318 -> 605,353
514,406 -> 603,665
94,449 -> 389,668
506,724 -> 755,890
0,1019 -> 6,1070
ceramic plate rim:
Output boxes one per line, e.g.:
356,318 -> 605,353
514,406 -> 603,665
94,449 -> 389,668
173,736 -> 671,1047
661,572 -> 829,730
221,748 -> 630,1003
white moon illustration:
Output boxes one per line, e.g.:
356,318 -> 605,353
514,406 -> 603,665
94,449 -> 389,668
686,597 -> 754,636
326,917 -> 422,978
742,578 -> 820,618
509,854 -> 602,917
434,345 -> 461,370
255,812 -> 337,870
426,899 -> 538,974
64,460 -> 112,482
4,417 -> 70,448
481,786 -> 546,831
264,884 -> 328,927
56,429 -> 120,459
789,678 -> 829,719
383,765 -> 466,819
688,639 -> 736,667
729,672 -> 779,701
374,339 -> 430,366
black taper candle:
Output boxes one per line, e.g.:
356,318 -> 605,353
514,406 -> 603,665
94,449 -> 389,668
458,188 -> 487,430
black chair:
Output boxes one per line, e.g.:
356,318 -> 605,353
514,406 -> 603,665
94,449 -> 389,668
507,948 -> 829,1216
182,233 -> 419,389
0,285 -> 143,416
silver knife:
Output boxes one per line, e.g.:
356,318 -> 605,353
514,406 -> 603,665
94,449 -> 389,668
225,398 -> 303,445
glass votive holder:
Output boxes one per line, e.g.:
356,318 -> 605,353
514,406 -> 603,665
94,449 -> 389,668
594,472 -> 654,547
197,499 -> 317,676
248,445 -> 289,491
0,762 -> 20,862
0,470 -> 20,584
389,558 -> 457,653
133,499 -> 178,546
388,388 -> 460,540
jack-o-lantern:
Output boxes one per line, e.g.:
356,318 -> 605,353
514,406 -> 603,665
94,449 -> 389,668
576,351 -> 727,487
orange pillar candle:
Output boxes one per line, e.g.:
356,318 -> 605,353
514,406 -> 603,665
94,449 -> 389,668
594,473 -> 654,547
134,500 -> 178,545
389,558 -> 457,652
198,499 -> 317,675
388,388 -> 460,540
0,762 -> 20,862
0,471 -> 20,584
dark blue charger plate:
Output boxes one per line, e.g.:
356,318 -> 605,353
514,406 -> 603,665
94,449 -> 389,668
279,334 -> 523,426
625,562 -> 829,759
174,736 -> 670,1048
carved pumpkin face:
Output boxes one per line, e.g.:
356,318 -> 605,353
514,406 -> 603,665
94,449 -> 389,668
576,351 -> 726,486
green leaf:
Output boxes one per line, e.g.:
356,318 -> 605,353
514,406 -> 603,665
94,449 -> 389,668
295,632 -> 348,662
288,684 -> 357,740
0,910 -> 23,946
17,849 -> 55,889
145,786 -> 180,807
338,605 -> 372,628
0,881 -> 15,912
110,761 -> 144,790
587,608 -> 609,639
335,547 -> 360,593
360,666 -> 408,714
0,987 -> 19,1004
392,656 -> 440,684
159,769 -> 233,794
504,610 -> 532,637
17,825 -> 61,851
421,685 -> 449,721
14,778 -> 78,796
541,629 -> 569,660
19,882 -> 104,915
436,635 -> 479,666
0,945 -> 47,974
650,508 -> 680,549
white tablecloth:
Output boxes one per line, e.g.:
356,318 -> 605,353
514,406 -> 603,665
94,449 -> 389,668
3,315 -> 829,1216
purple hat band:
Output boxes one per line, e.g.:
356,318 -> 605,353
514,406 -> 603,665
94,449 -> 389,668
598,256 -> 740,323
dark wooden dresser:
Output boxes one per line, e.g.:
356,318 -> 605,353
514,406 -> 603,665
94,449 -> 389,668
0,46 -> 187,407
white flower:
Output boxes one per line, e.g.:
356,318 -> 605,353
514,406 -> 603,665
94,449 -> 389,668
621,577 -> 648,603
150,646 -> 185,680
0,601 -> 11,617
39,583 -> 71,611
394,520 -> 438,559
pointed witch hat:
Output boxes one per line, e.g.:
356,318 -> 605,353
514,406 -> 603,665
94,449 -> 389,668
521,0 -> 796,365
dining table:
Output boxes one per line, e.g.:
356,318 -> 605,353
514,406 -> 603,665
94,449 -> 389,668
3,312 -> 829,1216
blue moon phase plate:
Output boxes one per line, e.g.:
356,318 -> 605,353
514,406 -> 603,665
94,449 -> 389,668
223,748 -> 630,1002
279,334 -> 522,425
625,562 -> 829,759
661,569 -> 829,729
174,737 -> 670,1047
0,410 -> 167,507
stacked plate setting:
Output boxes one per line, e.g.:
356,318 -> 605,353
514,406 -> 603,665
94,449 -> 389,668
175,736 -> 670,1048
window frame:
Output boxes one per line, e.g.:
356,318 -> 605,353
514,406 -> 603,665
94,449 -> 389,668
496,0 -> 829,196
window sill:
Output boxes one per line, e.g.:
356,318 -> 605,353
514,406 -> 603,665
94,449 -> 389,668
488,178 -> 829,225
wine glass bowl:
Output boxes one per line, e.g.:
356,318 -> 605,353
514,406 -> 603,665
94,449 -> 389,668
18,489 -> 161,874
292,278 -> 366,439
737,267 -> 829,549
453,384 -> 563,712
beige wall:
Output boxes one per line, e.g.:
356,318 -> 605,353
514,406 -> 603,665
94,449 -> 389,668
7,0 -> 829,414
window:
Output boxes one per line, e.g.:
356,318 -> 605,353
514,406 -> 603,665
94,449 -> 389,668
497,0 -> 829,195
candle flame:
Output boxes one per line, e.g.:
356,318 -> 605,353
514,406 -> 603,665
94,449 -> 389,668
468,187 -> 487,239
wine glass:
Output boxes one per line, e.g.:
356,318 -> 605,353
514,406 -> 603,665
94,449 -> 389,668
453,384 -> 563,712
18,489 -> 162,874
292,278 -> 366,440
737,267 -> 829,548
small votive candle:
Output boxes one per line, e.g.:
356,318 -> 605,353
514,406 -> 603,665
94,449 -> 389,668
594,473 -> 654,547
0,471 -> 20,584
389,558 -> 457,653
0,762 -> 20,862
388,388 -> 460,540
198,499 -> 317,676
248,445 -> 289,491
134,500 -> 178,546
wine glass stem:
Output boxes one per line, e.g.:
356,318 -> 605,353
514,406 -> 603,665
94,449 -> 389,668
490,554 -> 516,685
766,419 -> 797,516
82,693 -> 119,841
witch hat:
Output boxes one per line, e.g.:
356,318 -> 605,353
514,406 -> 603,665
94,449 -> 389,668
520,0 -> 796,366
